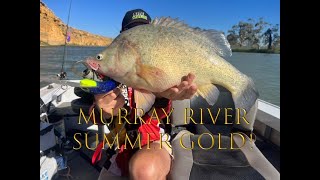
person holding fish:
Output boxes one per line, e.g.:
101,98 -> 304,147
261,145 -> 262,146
81,9 -> 198,180
86,6 -> 258,179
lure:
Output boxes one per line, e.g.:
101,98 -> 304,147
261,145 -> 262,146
80,79 -> 117,94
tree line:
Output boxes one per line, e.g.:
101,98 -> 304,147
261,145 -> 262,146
226,18 -> 280,50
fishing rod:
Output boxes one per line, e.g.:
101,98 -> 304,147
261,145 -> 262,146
58,0 -> 73,80
53,0 -> 118,93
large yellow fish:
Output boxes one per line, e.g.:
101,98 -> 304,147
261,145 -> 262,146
86,17 -> 258,113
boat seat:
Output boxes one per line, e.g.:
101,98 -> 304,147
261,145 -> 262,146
169,86 -> 280,180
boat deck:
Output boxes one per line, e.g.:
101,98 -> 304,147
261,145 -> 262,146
55,151 -> 100,180
54,135 -> 280,180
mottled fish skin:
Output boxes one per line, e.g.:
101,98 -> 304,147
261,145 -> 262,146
86,17 -> 258,112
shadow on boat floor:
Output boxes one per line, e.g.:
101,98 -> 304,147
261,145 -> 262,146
55,151 -> 100,180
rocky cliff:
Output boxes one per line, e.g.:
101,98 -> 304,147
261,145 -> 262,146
40,1 -> 112,46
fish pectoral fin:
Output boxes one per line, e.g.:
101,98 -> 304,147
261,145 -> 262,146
137,64 -> 166,87
134,89 -> 156,116
197,84 -> 220,106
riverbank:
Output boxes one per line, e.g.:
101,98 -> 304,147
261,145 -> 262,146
41,43 -> 279,54
40,43 -> 107,48
232,49 -> 280,54
232,48 -> 280,54
40,2 -> 112,47
40,44 -> 280,54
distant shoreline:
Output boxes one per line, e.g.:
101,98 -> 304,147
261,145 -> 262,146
40,41 -> 110,47
232,48 -> 280,54
40,44 -> 280,54
40,44 -> 107,48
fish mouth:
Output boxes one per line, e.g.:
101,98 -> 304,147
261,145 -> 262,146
85,58 -> 101,71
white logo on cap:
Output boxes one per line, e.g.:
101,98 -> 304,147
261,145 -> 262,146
132,12 -> 148,20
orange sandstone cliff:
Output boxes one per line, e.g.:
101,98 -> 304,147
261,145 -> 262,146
40,1 -> 112,46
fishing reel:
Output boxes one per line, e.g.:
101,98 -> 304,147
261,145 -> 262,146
57,71 -> 67,80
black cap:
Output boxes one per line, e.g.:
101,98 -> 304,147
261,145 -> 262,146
121,9 -> 151,32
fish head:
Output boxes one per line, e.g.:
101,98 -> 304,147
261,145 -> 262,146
85,41 -> 137,80
85,47 -> 116,77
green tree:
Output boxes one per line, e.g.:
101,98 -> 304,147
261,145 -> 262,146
263,24 -> 279,49
227,25 -> 239,47
238,21 -> 254,47
226,18 -> 280,50
252,18 -> 269,49
273,35 -> 280,48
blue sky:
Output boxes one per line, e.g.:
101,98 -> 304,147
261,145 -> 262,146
42,0 -> 280,38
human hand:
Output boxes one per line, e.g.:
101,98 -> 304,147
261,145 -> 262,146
94,88 -> 125,119
154,73 -> 197,100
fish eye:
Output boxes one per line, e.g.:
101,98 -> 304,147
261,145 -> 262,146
96,54 -> 103,60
